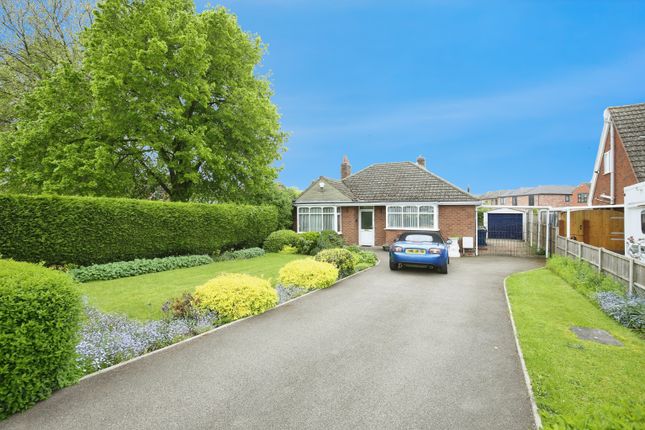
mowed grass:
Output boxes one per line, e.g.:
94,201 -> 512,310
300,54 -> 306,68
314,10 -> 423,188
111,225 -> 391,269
506,269 -> 645,428
79,253 -> 305,321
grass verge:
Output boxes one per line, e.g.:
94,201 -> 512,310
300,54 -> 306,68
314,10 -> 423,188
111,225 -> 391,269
506,268 -> 644,429
79,253 -> 305,320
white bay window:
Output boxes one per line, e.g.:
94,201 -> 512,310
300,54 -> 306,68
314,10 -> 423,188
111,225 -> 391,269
387,204 -> 437,230
298,206 -> 341,233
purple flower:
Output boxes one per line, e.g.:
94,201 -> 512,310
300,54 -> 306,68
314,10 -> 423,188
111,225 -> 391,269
76,305 -> 217,374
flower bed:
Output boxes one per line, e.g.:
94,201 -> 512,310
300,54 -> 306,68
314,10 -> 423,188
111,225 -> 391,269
76,305 -> 216,374
547,255 -> 645,331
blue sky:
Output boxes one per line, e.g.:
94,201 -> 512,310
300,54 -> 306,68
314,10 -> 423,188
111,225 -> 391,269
198,0 -> 645,194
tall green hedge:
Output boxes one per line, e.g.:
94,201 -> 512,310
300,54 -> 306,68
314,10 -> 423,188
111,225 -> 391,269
0,259 -> 82,419
0,194 -> 279,265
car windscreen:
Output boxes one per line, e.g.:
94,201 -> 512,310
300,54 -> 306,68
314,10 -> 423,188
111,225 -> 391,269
400,233 -> 442,243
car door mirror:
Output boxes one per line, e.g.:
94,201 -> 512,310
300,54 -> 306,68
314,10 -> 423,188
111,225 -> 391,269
446,239 -> 453,245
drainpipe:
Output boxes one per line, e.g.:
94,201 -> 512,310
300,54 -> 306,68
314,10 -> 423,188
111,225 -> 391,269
610,121 -> 615,205
475,209 -> 479,256
566,209 -> 571,239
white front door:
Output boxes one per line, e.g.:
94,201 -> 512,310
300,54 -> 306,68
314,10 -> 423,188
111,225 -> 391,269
359,208 -> 375,246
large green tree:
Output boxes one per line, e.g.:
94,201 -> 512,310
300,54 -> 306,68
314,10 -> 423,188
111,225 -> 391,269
0,0 -> 93,129
1,0 -> 286,201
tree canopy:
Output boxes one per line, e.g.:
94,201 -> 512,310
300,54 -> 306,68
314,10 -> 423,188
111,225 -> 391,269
0,0 -> 286,202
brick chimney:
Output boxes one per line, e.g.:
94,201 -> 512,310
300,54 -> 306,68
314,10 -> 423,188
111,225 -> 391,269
341,155 -> 351,179
416,155 -> 426,169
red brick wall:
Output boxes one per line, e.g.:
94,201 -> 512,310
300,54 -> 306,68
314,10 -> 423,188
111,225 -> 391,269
569,183 -> 590,206
374,206 -> 386,245
438,205 -> 477,239
340,207 -> 358,245
537,194 -> 572,207
383,205 -> 476,245
333,205 -> 477,247
592,125 -> 638,205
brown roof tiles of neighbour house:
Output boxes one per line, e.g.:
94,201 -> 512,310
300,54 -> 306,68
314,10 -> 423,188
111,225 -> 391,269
296,161 -> 478,204
479,185 -> 575,199
608,102 -> 645,182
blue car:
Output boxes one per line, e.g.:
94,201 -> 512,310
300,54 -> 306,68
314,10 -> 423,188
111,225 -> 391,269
389,231 -> 452,274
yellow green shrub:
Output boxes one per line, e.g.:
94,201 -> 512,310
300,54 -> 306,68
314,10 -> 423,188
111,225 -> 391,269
278,259 -> 339,290
194,273 -> 278,323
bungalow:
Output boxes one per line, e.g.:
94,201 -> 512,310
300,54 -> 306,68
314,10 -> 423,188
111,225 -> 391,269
293,156 -> 480,250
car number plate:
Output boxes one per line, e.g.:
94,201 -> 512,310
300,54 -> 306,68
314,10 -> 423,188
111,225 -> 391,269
405,249 -> 425,254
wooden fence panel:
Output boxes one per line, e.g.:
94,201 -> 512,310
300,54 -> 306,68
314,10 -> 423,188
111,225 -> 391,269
555,235 -> 644,297
566,240 -> 579,257
581,243 -> 599,266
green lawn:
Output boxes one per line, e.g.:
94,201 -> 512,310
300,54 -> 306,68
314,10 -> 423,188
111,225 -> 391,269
79,253 -> 305,321
506,269 -> 645,428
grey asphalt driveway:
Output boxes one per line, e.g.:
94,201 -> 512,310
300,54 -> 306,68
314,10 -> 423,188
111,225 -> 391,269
2,254 -> 543,430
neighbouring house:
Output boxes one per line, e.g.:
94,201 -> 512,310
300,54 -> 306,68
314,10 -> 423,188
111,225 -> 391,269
293,156 -> 480,250
589,102 -> 645,206
570,182 -> 590,206
479,185 -> 576,207
559,102 -> 645,253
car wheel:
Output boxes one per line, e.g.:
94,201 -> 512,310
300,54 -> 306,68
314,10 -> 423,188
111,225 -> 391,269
389,261 -> 399,271
438,264 -> 448,274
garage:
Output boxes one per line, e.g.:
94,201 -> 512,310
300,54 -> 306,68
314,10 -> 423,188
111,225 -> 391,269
486,210 -> 524,240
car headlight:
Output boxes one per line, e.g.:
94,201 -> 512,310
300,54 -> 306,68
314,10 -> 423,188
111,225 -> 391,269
428,248 -> 441,254
392,246 -> 403,252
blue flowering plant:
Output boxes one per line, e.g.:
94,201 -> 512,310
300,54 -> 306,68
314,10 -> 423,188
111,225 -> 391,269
76,302 -> 217,375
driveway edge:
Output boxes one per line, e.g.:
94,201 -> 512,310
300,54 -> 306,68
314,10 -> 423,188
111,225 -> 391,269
79,256 -> 381,383
504,271 -> 543,430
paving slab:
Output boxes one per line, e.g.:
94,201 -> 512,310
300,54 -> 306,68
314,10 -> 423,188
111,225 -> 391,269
1,254 -> 543,430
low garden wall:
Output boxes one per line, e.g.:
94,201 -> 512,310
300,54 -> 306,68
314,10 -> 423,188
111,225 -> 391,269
0,194 -> 278,265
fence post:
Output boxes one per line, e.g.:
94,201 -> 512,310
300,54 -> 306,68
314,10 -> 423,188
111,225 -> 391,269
565,237 -> 569,257
598,248 -> 602,272
628,258 -> 634,296
578,242 -> 582,260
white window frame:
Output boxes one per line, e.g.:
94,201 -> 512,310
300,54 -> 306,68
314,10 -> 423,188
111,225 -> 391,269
296,206 -> 340,233
385,204 -> 438,231
603,150 -> 613,175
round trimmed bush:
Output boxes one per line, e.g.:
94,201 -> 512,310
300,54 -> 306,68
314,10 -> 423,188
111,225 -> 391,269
314,248 -> 357,277
278,259 -> 339,290
194,273 -> 278,323
263,229 -> 299,253
296,232 -> 320,255
0,259 -> 82,419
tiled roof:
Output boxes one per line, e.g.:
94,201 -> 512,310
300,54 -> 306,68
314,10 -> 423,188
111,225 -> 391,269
295,161 -> 478,204
479,185 -> 575,199
608,103 -> 645,182
341,162 -> 478,202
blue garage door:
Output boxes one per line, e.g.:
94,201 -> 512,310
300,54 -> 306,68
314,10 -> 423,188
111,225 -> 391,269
488,213 -> 523,240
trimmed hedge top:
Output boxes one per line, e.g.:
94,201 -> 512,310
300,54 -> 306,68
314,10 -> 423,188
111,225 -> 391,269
0,194 -> 278,265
